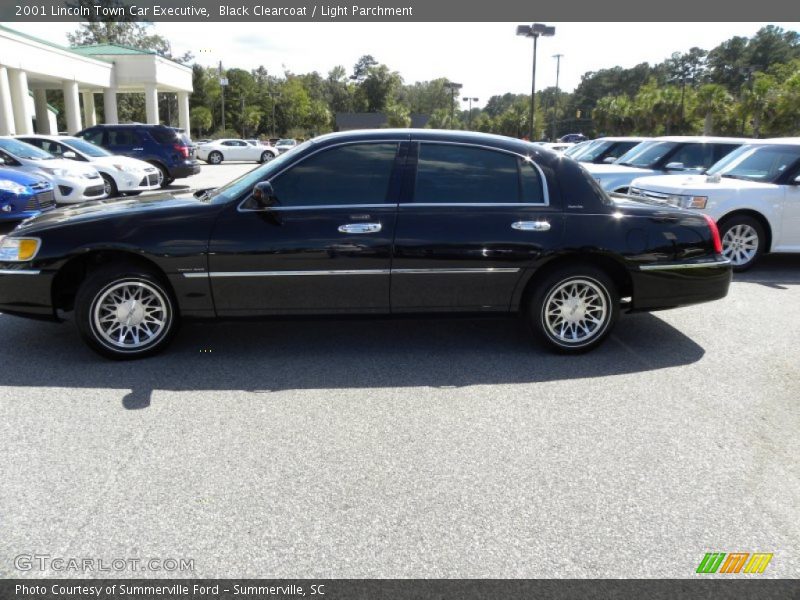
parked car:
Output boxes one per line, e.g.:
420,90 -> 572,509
572,137 -> 651,164
584,136 -> 752,193
196,139 -> 279,165
274,138 -> 298,154
535,142 -> 574,153
563,140 -> 594,158
629,138 -> 800,271
0,137 -> 106,204
0,129 -> 731,359
559,133 -> 588,143
74,124 -> 200,188
17,135 -> 162,197
0,167 -> 56,221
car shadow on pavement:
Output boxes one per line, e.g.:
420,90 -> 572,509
732,254 -> 800,289
0,312 -> 704,410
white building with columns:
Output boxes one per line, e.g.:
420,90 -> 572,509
0,25 -> 193,136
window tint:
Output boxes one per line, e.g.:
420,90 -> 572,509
80,129 -> 104,146
712,143 -> 740,163
668,143 -> 714,169
271,143 -> 397,207
149,128 -> 179,144
107,129 -> 139,146
414,143 -> 543,204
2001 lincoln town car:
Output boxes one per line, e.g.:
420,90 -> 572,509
0,130 -> 732,359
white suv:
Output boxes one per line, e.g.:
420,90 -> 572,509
583,136 -> 752,193
628,138 -> 800,270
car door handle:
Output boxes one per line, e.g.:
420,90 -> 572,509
512,220 -> 551,232
338,223 -> 382,234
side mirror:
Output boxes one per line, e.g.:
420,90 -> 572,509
793,175 -> 800,185
603,156 -> 617,164
252,181 -> 278,208
665,162 -> 685,171
62,151 -> 77,159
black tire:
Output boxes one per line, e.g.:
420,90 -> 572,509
526,264 -> 619,354
260,151 -> 276,164
75,263 -> 179,360
148,162 -> 171,189
718,215 -> 765,272
207,151 -> 223,165
100,173 -> 118,198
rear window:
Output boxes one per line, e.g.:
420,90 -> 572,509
149,128 -> 181,145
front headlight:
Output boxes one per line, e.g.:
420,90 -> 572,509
665,194 -> 708,209
0,237 -> 41,262
111,163 -> 135,173
0,180 -> 27,195
42,167 -> 70,177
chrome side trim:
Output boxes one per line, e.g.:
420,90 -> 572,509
269,204 -> 395,212
393,268 -> 520,274
0,269 -> 41,275
184,269 -> 390,278
399,203 -> 547,208
639,259 -> 731,271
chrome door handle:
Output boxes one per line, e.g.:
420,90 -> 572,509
512,221 -> 551,232
338,223 -> 382,234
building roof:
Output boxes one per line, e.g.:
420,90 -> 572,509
335,112 -> 430,131
70,44 -> 157,57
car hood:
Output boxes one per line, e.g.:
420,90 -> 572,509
583,163 -> 656,178
27,158 -> 98,177
13,192 -> 213,234
630,174 -> 777,194
0,166 -> 49,186
89,156 -> 153,171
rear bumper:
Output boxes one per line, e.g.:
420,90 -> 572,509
631,258 -> 732,310
170,162 -> 201,179
0,267 -> 55,319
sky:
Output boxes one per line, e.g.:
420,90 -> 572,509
10,21 -> 800,106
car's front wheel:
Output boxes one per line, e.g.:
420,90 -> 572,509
527,265 -> 619,353
100,173 -> 118,198
75,264 -> 179,359
260,151 -> 275,164
719,215 -> 764,271
207,151 -> 223,165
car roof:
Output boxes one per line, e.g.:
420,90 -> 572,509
651,136 -> 755,143
16,134 -> 77,142
759,137 -> 800,145
594,136 -> 650,142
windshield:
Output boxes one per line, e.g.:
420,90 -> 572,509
0,138 -> 55,160
706,144 -> 800,183
616,141 -> 678,168
277,139 -> 295,145
64,138 -> 112,157
200,139 -> 314,203
575,140 -> 613,162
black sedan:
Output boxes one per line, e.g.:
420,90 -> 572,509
0,130 -> 732,359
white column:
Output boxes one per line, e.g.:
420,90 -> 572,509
0,66 -> 14,135
103,88 -> 118,124
62,80 -> 82,134
177,91 -> 190,133
144,84 -> 159,124
33,88 -> 52,134
8,68 -> 33,135
82,91 -> 97,127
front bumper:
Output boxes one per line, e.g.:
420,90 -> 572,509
53,175 -> 107,204
632,258 -> 732,310
0,264 -> 55,319
115,169 -> 162,193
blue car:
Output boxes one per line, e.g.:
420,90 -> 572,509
0,167 -> 56,221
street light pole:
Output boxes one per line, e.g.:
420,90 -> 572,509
443,82 -> 463,128
552,53 -> 563,141
517,23 -> 555,141
462,96 -> 479,130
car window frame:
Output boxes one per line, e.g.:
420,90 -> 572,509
402,140 -> 550,207
237,139 -> 407,213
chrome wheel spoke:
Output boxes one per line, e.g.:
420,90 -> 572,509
543,278 -> 609,345
93,280 -> 170,350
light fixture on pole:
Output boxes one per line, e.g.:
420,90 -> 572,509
552,53 -> 563,141
462,97 -> 479,130
443,81 -> 463,128
516,23 -> 555,141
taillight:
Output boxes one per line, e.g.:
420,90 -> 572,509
703,214 -> 723,254
174,143 -> 189,158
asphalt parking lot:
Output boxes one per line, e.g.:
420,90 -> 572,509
0,163 -> 798,578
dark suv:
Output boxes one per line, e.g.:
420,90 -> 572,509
75,124 -> 200,188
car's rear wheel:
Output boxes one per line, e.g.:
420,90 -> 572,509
527,265 -> 619,353
100,173 -> 118,198
260,151 -> 275,164
719,215 -> 764,271
208,151 -> 223,165
75,264 -> 179,360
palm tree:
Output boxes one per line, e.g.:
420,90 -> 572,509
694,84 -> 733,135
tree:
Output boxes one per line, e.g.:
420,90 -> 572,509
351,55 -> 378,82
385,104 -> 411,128
693,84 -> 732,135
190,106 -> 212,138
356,64 -> 402,112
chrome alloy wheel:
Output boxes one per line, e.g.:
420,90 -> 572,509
722,223 -> 759,266
542,278 -> 609,345
92,281 -> 170,351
